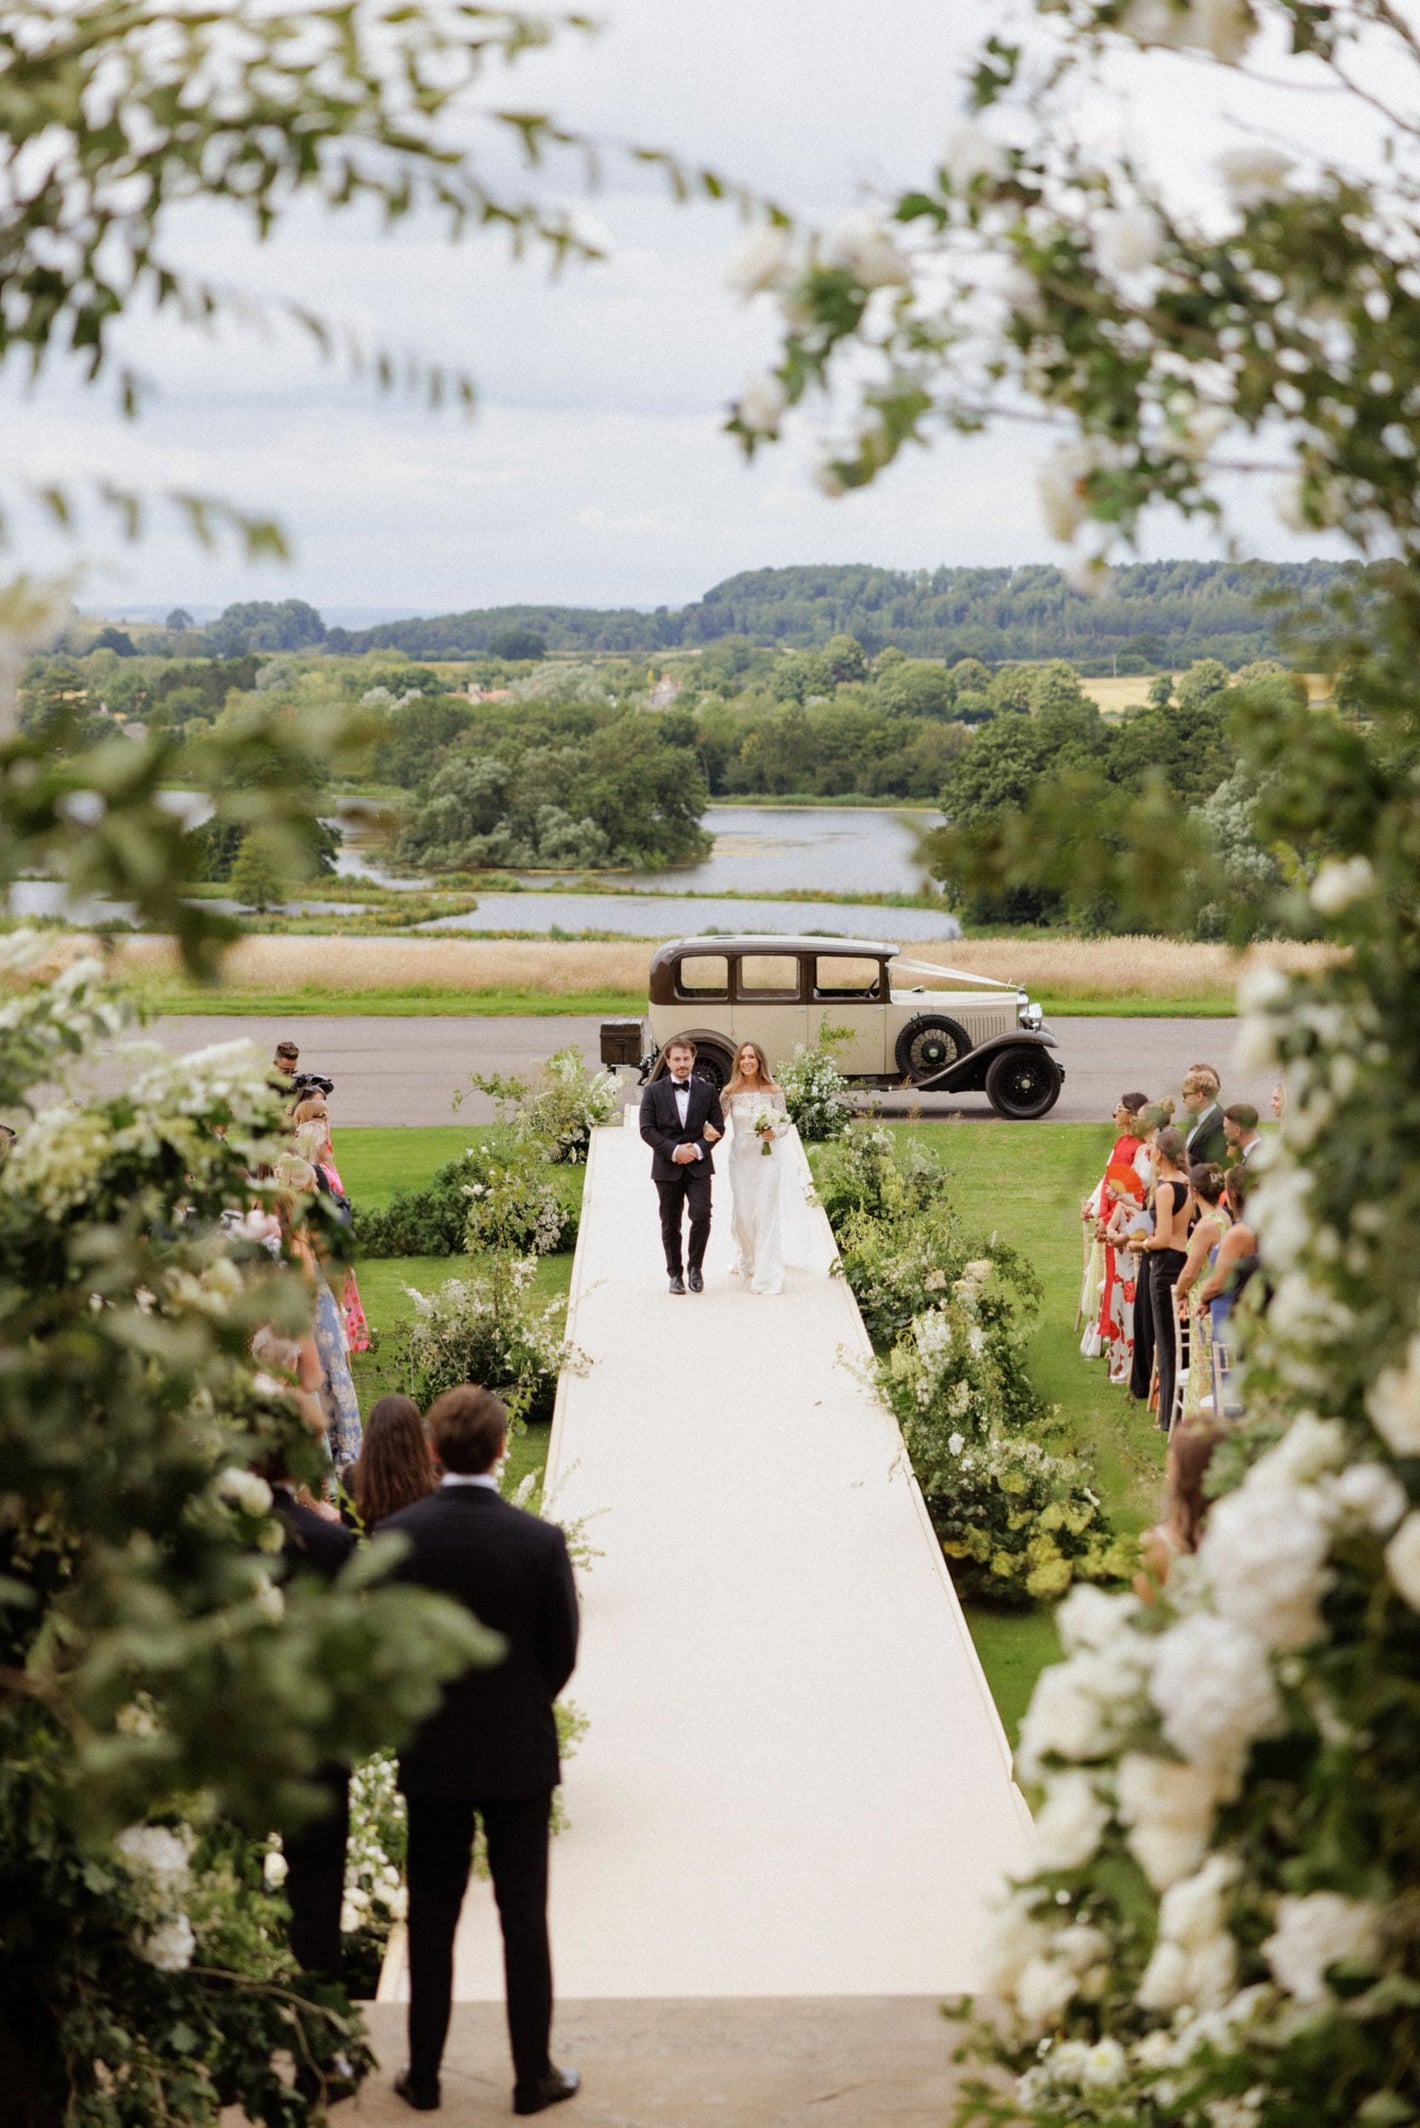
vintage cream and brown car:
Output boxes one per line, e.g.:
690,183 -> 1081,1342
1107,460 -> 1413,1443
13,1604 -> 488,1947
600,935 -> 1063,1120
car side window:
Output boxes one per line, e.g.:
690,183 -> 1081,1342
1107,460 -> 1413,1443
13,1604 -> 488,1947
675,954 -> 730,1000
813,956 -> 883,1000
736,955 -> 802,999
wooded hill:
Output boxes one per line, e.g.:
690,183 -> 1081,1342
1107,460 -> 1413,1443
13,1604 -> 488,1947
323,559 -> 1349,668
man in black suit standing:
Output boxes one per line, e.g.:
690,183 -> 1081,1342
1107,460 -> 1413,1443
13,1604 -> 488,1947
271,1473 -> 356,1989
384,1387 -> 581,2119
639,1035 -> 726,1295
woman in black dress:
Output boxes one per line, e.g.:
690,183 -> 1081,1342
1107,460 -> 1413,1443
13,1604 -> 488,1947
1143,1126 -> 1193,1432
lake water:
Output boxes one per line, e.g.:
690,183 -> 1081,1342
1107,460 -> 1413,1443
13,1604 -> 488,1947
531,806 -> 940,898
414,893 -> 961,941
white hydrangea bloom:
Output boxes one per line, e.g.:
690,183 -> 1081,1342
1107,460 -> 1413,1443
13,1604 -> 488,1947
1116,1752 -> 1220,1890
1095,205 -> 1164,276
1034,1770 -> 1110,1872
1384,1512 -> 1420,1610
263,1847 -> 289,1888
1250,1413 -> 1346,1487
217,1467 -> 274,1518
943,120 -> 1008,190
5,1107 -> 115,1218
136,1913 -> 196,1973
116,1824 -> 193,1888
1197,1479 -> 1334,1651
1262,1892 -> 1380,2003
738,372 -> 788,435
1217,145 -> 1295,206
824,211 -> 912,289
1149,1614 -> 1284,1782
1137,1854 -> 1239,2012
725,224 -> 796,296
981,1888 -> 1050,1995
1057,1581 -> 1141,1655
1309,856 -> 1376,915
1252,1166 -> 1314,1272
1018,1635 -> 1156,1780
1367,1338 -> 1420,1454
1327,1461 -> 1408,1536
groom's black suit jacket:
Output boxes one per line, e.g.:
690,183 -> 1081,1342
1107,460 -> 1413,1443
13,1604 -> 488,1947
639,1072 -> 726,1181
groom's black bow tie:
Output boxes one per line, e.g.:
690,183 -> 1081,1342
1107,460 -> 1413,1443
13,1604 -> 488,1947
671,1077 -> 691,1089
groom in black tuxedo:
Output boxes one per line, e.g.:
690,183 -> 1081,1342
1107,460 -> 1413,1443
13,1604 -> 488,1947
639,1036 -> 725,1295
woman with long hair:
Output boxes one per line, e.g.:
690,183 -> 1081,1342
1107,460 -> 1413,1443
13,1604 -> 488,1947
1083,1092 -> 1150,1362
723,1039 -> 793,1295
1100,1162 -> 1147,1386
1140,1125 -> 1193,1431
1174,1162 -> 1232,1426
1127,1101 -> 1175,1403
273,1154 -> 364,1473
350,1395 -> 438,1527
290,1095 -> 371,1354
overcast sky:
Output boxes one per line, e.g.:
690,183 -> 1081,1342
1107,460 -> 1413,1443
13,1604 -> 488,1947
5,0 -> 1377,617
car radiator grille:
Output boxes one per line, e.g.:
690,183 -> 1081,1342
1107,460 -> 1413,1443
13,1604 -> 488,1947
968,1008 -> 1014,1041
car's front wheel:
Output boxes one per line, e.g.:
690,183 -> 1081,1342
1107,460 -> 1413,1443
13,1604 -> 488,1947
984,1047 -> 1063,1121
691,1047 -> 732,1092
894,1014 -> 972,1084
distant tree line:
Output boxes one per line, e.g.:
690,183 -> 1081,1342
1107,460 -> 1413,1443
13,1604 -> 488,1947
316,559 -> 1350,666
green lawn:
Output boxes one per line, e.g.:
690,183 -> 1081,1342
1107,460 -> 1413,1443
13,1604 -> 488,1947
341,1118 -> 1160,1747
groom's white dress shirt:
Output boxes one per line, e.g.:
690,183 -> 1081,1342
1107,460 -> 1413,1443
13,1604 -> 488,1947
671,1075 -> 703,1157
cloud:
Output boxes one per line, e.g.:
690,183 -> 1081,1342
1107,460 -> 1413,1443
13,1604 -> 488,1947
0,0 -> 1374,610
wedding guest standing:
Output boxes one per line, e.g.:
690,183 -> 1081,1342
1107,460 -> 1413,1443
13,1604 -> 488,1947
1174,1163 -> 1231,1425
385,1388 -> 581,2120
1083,1094 -> 1150,1362
1142,1126 -> 1193,1431
1181,1065 -> 1227,1166
292,1096 -> 371,1352
275,1156 -> 363,1473
350,1395 -> 438,1527
1128,1102 -> 1174,1403
1222,1104 -> 1262,1165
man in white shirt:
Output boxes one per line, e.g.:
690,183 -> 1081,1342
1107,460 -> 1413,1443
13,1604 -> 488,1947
638,1037 -> 726,1295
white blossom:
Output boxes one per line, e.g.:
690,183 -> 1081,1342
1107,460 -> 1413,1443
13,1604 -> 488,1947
217,1467 -> 273,1518
1197,1478 -> 1334,1652
263,1847 -> 289,1888
981,1889 -> 1050,1996
1116,1752 -> 1219,1890
1018,1628 -> 1156,1780
1310,855 -> 1376,915
136,1913 -> 196,1972
943,121 -> 1008,191
726,224 -> 796,297
1095,206 -> 1164,277
1149,1614 -> 1284,1782
948,1431 -> 965,1456
1367,1338 -> 1420,1454
738,372 -> 788,435
1384,1512 -> 1420,1610
824,211 -> 912,290
116,1824 -> 193,1889
1034,1770 -> 1110,1871
1137,1855 -> 1239,2012
1262,1892 -> 1380,2003
1217,145 -> 1295,208
1327,1461 -> 1408,1536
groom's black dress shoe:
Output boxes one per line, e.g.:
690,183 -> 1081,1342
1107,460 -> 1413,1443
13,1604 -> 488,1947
668,1274 -> 686,1294
514,2066 -> 581,2116
687,1268 -> 704,1293
394,2067 -> 441,2111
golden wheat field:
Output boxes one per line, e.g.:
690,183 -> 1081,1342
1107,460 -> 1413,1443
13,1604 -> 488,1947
27,929 -> 1339,1006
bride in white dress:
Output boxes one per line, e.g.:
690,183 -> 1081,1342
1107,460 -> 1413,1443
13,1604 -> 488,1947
723,1040 -> 795,1296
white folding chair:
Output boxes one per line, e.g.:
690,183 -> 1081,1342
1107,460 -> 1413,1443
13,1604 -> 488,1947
1167,1300 -> 1191,1436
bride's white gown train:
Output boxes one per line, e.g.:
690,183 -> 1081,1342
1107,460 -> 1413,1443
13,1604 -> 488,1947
727,1089 -> 820,1295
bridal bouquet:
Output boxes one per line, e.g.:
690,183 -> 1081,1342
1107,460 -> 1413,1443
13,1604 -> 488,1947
752,1105 -> 778,1156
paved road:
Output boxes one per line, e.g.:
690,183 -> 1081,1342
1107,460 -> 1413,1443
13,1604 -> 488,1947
80,1012 -> 1271,1127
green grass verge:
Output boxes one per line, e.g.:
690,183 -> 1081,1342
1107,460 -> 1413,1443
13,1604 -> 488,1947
137,984 -> 1235,1018
893,1118 -> 1162,1735
337,1127 -> 491,1206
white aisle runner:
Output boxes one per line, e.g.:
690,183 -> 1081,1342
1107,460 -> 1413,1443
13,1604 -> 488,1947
385,1119 -> 1033,2004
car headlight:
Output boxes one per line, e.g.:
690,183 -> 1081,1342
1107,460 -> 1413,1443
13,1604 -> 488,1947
1020,998 -> 1044,1031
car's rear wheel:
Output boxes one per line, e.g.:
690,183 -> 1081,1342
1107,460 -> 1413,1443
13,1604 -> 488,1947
692,1048 -> 732,1092
895,1014 -> 972,1085
984,1047 -> 1062,1120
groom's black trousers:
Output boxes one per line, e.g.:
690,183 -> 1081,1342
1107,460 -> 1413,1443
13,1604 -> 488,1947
405,1791 -> 554,2090
656,1164 -> 712,1277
